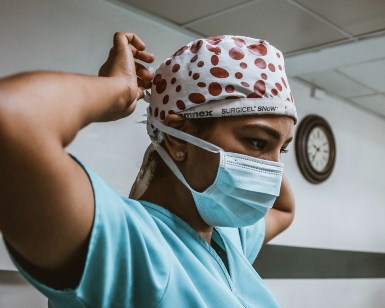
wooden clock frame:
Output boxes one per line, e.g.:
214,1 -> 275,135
295,115 -> 336,184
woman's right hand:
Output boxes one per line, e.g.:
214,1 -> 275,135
98,32 -> 155,121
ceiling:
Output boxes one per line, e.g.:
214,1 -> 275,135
107,0 -> 385,119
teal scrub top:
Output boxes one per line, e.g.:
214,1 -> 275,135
6,158 -> 280,308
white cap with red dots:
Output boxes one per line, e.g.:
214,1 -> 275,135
146,35 -> 297,139
130,36 -> 297,199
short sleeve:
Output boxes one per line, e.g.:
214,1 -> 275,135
238,218 -> 266,264
4,156 -> 170,307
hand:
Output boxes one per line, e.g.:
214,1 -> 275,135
98,32 -> 155,121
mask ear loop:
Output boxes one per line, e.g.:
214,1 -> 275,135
150,140 -> 195,190
148,116 -> 223,192
147,116 -> 222,153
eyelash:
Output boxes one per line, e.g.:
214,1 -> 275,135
250,139 -> 289,154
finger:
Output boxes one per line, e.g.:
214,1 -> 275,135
137,77 -> 152,89
124,32 -> 146,51
113,32 -> 154,63
113,32 -> 146,52
136,87 -> 145,101
135,62 -> 154,82
128,45 -> 154,63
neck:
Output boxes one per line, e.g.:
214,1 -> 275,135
140,169 -> 214,244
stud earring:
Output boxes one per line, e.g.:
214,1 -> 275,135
175,151 -> 185,160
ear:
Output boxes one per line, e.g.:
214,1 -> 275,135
162,114 -> 190,162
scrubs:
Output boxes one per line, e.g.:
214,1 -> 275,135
6,158 -> 280,308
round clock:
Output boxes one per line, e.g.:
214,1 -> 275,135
295,115 -> 336,184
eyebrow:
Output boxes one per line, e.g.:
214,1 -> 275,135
240,124 -> 293,144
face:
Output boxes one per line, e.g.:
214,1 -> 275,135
180,115 -> 294,192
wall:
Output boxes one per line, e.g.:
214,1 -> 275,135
1,0 -> 385,307
266,79 -> 385,307
0,0 -> 195,306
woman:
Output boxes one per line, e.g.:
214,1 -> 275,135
0,32 -> 295,307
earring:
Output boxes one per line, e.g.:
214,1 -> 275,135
175,151 -> 185,160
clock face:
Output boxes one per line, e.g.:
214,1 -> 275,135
295,115 -> 336,184
306,127 -> 330,172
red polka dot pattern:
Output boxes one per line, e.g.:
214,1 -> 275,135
190,40 -> 203,54
208,82 -> 222,96
148,35 -> 296,130
232,37 -> 246,47
247,44 -> 267,56
225,85 -> 235,93
174,46 -> 188,57
153,74 -> 167,94
172,64 -> 180,73
226,95 -> 242,99
205,36 -> 225,45
254,80 -> 266,96
282,77 -> 287,88
190,55 -> 198,63
255,58 -> 266,69
211,55 -> 219,66
189,93 -> 206,104
235,72 -> 243,79
206,45 -> 221,55
229,47 -> 245,60
176,100 -> 185,110
210,67 -> 229,78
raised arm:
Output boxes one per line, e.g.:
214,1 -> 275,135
263,174 -> 295,244
0,32 -> 154,289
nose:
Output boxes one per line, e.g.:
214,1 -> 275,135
260,150 -> 281,163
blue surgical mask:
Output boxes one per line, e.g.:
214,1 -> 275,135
148,117 -> 283,228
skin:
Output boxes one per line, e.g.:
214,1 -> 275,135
0,32 -> 294,291
141,114 -> 295,243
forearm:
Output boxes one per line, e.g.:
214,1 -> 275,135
0,71 -> 128,147
0,33 -> 153,289
264,174 -> 295,243
272,174 -> 295,214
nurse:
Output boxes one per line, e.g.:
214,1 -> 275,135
0,32 -> 295,307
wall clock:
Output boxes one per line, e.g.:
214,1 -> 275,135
295,115 -> 336,184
